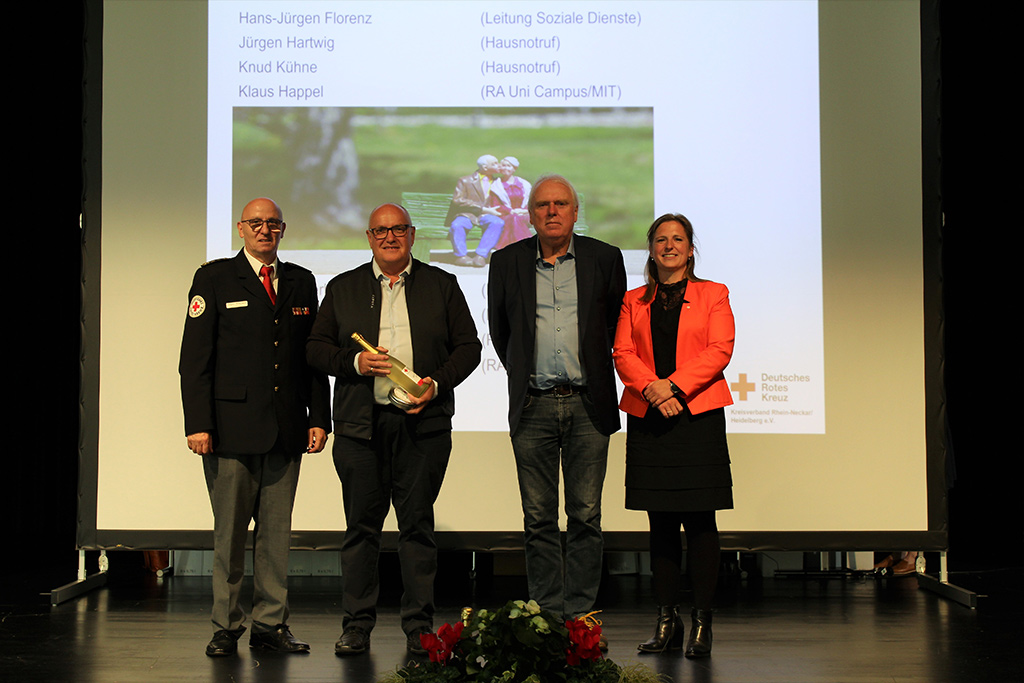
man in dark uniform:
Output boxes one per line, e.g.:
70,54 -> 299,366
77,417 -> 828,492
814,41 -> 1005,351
179,197 -> 330,656
307,203 -> 481,656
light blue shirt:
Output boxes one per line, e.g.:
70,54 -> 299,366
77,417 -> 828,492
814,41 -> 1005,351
531,236 -> 585,389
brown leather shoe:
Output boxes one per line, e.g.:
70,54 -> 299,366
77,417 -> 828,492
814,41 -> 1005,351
892,554 -> 922,576
873,554 -> 895,570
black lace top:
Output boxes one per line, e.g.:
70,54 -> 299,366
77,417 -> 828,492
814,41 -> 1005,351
651,280 -> 688,378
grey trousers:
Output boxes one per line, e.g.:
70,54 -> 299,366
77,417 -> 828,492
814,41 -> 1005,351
203,451 -> 301,633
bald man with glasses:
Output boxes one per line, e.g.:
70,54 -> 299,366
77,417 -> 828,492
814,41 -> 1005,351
307,203 -> 481,657
180,197 -> 330,656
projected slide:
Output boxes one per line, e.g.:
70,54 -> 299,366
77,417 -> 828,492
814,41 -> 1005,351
207,1 -> 824,434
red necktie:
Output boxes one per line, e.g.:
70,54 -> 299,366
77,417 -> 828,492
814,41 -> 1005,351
260,265 -> 276,305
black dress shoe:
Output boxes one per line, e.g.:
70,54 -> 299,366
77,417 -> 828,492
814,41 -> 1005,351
249,623 -> 310,653
406,628 -> 431,656
638,605 -> 685,653
334,627 -> 370,656
206,629 -> 242,657
684,608 -> 713,658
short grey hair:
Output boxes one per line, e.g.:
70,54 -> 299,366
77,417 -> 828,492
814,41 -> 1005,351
528,174 -> 579,210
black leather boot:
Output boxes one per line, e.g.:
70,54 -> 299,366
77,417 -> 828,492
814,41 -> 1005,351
684,608 -> 713,658
637,605 -> 685,653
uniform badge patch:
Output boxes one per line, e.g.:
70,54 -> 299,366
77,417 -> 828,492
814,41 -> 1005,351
188,295 -> 206,318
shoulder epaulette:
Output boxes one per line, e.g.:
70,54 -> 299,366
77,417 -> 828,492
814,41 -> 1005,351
281,261 -> 312,275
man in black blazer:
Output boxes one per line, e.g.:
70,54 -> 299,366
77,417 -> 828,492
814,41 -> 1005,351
488,175 -> 626,621
307,203 -> 481,657
179,197 -> 330,656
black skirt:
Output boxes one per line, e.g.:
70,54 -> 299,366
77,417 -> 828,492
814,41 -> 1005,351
625,406 -> 733,512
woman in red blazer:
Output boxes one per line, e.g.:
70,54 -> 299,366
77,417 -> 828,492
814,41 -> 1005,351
613,213 -> 735,658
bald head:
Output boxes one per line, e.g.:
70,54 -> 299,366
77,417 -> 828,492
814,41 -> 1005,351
237,197 -> 285,265
368,202 -> 411,229
367,203 -> 415,277
241,197 -> 283,221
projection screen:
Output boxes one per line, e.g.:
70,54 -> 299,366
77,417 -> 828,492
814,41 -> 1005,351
81,0 -> 944,551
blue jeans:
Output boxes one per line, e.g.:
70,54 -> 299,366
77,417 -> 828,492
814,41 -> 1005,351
511,391 -> 609,618
449,214 -> 504,257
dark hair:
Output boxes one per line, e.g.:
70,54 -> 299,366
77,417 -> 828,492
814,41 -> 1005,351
640,213 -> 703,303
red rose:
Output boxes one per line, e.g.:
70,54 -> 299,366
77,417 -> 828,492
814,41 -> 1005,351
565,618 -> 603,665
421,621 -> 464,665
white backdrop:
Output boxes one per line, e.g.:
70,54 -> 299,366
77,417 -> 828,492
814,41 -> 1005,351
94,0 -> 927,539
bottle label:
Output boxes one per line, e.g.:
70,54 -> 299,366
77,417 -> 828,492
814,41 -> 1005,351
401,366 -> 423,385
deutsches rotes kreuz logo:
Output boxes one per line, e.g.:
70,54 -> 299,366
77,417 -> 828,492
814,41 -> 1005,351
189,295 -> 206,318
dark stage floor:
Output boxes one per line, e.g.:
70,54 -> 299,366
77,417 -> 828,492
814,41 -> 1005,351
2,558 -> 1021,682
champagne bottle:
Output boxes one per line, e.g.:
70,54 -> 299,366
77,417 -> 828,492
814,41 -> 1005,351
350,332 -> 428,398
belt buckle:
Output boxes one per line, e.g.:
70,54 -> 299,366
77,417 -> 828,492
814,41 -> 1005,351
551,385 -> 573,396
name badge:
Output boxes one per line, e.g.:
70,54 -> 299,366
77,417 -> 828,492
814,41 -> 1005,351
226,300 -> 248,309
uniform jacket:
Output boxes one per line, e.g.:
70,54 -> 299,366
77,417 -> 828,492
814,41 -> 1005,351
179,250 -> 331,455
488,234 -> 627,436
613,280 -> 735,418
306,259 -> 482,439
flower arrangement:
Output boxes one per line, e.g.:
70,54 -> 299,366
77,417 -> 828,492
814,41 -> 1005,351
381,599 -> 666,683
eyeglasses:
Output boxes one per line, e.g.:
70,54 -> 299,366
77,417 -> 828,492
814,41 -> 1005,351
241,218 -> 284,233
368,224 -> 413,239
